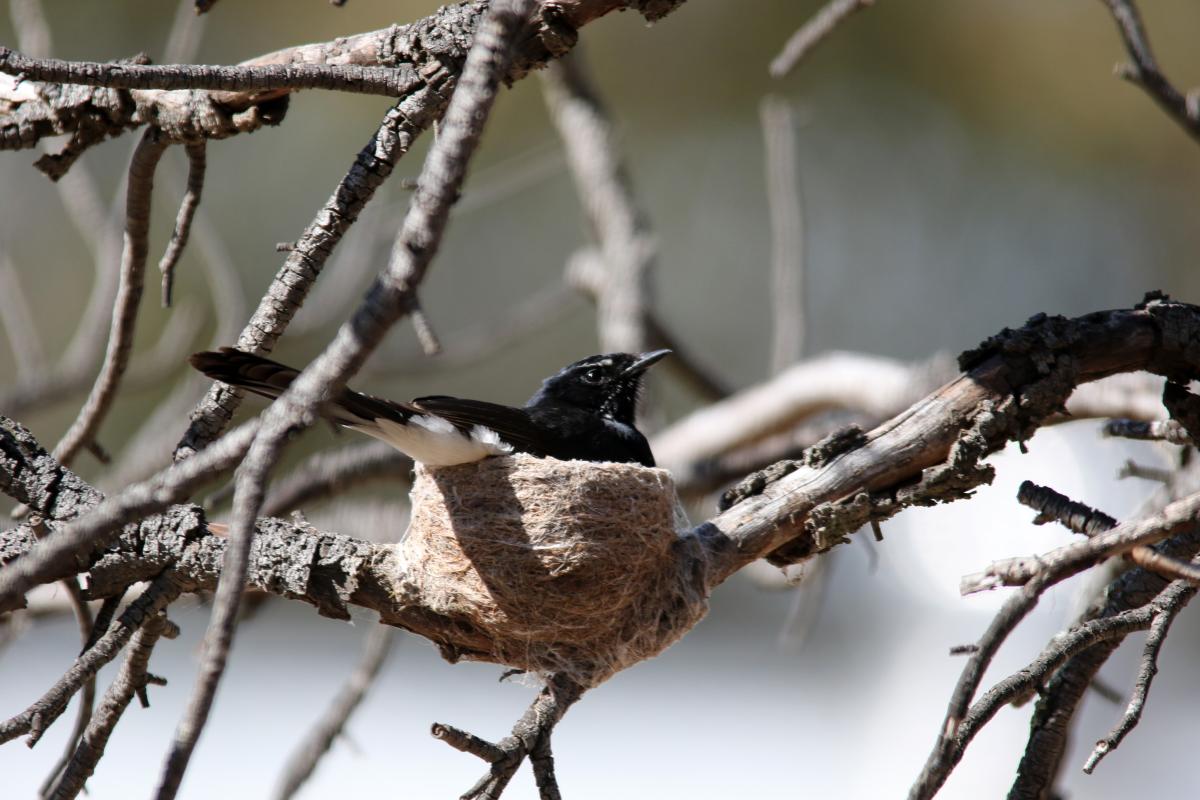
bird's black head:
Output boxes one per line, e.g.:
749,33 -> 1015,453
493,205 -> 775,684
528,350 -> 671,424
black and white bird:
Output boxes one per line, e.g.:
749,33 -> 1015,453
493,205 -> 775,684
188,348 -> 671,467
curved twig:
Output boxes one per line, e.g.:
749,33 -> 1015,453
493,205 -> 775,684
50,128 -> 167,468
769,0 -> 876,78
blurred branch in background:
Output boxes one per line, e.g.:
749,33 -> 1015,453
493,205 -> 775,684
273,621 -> 395,800
541,49 -> 653,357
543,48 -> 729,407
770,0 -> 877,78
760,95 -> 805,373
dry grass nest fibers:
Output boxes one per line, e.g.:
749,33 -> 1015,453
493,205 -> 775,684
400,453 -> 709,687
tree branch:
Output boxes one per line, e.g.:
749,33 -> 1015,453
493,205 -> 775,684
157,141 -> 205,307
46,611 -> 179,800
1099,0 -> 1200,143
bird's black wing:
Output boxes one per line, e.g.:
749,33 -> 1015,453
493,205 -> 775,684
410,396 -> 550,457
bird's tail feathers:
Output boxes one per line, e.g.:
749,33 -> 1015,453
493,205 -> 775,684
188,347 -> 416,430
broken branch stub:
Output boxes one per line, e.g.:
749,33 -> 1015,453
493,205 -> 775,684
399,454 -> 707,687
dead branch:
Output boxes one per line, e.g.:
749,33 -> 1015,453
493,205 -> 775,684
909,565 -> 1197,800
961,492 -> 1200,595
0,573 -> 182,747
46,612 -> 179,800
0,418 -> 257,612
1081,588 -> 1186,774
1018,480 -> 1200,583
1100,0 -> 1200,143
36,576 -> 95,799
656,354 -> 1166,491
433,673 -> 582,800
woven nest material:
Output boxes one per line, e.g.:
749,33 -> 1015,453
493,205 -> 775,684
399,454 -> 709,687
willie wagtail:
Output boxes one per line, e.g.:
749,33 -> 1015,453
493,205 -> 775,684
188,348 -> 671,467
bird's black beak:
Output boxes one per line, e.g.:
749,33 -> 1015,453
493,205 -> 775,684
623,349 -> 671,376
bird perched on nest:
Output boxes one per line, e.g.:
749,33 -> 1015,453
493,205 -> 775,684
189,348 -> 671,467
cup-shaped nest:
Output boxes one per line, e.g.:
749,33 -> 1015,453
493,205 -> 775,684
400,454 -> 708,687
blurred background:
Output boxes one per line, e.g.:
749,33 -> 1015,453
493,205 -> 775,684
2,0 -> 1200,797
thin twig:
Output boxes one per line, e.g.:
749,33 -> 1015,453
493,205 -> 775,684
1082,591 -> 1187,774
368,282 -> 581,378
408,298 -> 443,356
769,0 -> 876,78
158,142 -> 206,307
37,578 -> 95,798
272,625 -> 394,800
50,128 -> 168,468
47,612 -> 179,800
908,573 -> 1050,800
434,673 -> 583,800
1017,481 -> 1200,582
171,91 -> 431,459
910,578 -> 1194,799
1099,0 -> 1200,143
0,573 -> 182,746
0,0 -> 125,421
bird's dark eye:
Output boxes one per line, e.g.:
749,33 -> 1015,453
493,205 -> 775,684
582,368 -> 603,384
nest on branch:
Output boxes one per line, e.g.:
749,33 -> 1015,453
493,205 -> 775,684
399,454 -> 708,687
